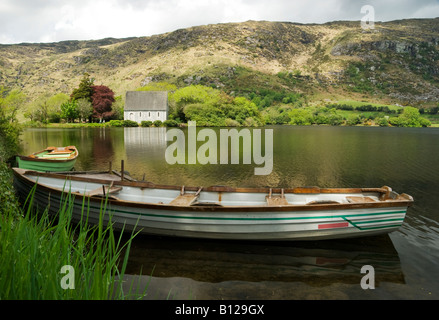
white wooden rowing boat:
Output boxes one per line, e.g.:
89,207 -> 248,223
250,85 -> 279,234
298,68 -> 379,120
12,167 -> 413,241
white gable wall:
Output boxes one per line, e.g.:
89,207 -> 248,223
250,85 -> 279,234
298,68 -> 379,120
124,91 -> 169,124
124,110 -> 167,123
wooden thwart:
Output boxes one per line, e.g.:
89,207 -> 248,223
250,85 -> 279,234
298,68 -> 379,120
266,197 -> 289,205
44,146 -> 76,155
88,181 -> 123,198
170,194 -> 199,206
346,196 -> 376,203
266,188 -> 289,206
169,186 -> 203,206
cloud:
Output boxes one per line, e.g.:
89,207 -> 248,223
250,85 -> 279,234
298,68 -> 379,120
0,0 -> 438,44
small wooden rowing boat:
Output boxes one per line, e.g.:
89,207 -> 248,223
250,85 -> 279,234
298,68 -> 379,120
12,167 -> 413,241
16,146 -> 78,172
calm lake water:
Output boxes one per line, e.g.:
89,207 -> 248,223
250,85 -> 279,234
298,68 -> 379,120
20,125 -> 439,299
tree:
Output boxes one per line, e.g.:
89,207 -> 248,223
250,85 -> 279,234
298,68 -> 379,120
60,101 -> 79,123
289,108 -> 314,125
76,98 -> 93,122
25,94 -> 51,123
111,96 -> 124,120
0,91 -> 21,160
47,93 -> 69,122
168,85 -> 263,126
169,85 -> 223,122
389,106 -> 431,127
91,85 -> 115,121
71,73 -> 94,102
0,87 -> 27,122
24,93 -> 69,123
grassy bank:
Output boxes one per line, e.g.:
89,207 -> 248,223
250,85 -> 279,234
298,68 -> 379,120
1,98 -> 146,300
0,162 -> 143,299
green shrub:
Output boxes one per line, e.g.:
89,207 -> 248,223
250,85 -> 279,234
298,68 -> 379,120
428,106 -> 439,115
346,114 -> 362,126
225,118 -> 240,126
317,108 -> 343,126
107,120 -> 124,127
107,120 -> 138,127
262,107 -> 291,124
153,120 -> 163,127
0,108 -> 21,161
330,103 -> 354,111
163,120 -> 178,127
289,108 -> 314,125
376,117 -> 390,127
48,112 -> 62,123
122,120 -> 138,127
0,163 -> 21,217
184,103 -> 226,126
389,107 -> 431,127
140,121 -> 153,127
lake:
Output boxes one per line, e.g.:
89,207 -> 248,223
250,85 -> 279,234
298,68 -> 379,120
19,125 -> 439,299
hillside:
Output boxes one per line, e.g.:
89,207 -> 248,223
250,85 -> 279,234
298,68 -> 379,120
1,18 -> 438,107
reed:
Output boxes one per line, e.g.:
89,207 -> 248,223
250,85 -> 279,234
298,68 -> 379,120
0,179 -> 144,300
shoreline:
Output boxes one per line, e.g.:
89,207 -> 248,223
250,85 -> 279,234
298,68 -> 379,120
20,122 -> 438,129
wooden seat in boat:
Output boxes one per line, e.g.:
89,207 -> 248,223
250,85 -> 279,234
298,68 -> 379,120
346,196 -> 376,203
87,182 -> 122,199
169,186 -> 202,206
306,200 -> 340,205
266,196 -> 289,205
266,188 -> 289,206
170,194 -> 199,206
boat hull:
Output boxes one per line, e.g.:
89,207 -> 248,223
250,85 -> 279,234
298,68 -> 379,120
16,156 -> 77,172
12,168 -> 413,241
16,146 -> 78,172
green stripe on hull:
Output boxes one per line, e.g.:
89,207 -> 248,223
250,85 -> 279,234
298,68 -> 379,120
31,187 -> 406,224
101,205 -> 407,223
343,217 -> 405,230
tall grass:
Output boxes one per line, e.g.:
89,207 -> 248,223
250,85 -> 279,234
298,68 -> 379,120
0,175 -> 144,300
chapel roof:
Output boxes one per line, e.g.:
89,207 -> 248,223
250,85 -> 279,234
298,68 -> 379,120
125,91 -> 168,111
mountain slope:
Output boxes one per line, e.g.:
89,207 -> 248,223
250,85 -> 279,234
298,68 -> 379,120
1,18 -> 438,106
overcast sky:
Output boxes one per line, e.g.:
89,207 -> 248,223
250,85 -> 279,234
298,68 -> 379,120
1,0 -> 438,44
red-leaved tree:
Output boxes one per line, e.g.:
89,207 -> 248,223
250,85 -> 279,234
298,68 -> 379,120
91,85 -> 115,121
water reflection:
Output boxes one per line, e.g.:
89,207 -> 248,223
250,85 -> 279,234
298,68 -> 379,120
124,127 -> 167,148
121,235 -> 403,299
92,128 -> 115,166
